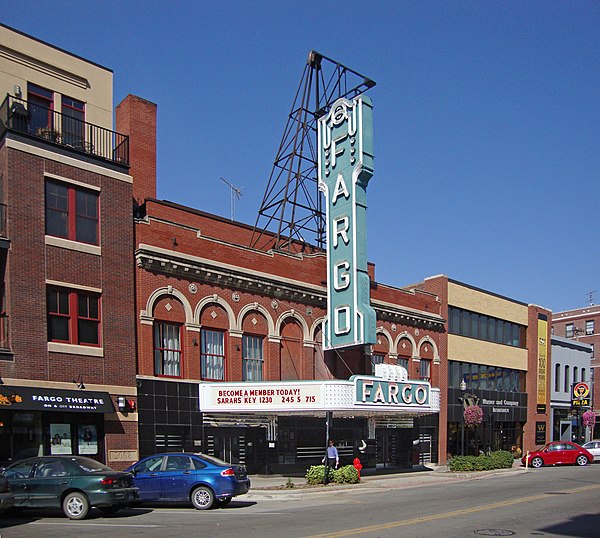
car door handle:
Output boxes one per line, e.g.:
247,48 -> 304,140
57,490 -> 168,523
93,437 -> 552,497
149,473 -> 157,476
183,471 -> 191,475
60,481 -> 69,485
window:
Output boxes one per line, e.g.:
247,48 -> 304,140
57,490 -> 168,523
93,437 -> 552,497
371,353 -> 385,375
243,334 -> 263,381
447,306 -> 525,347
201,329 -> 224,380
565,324 -> 574,338
586,320 -> 594,335
564,365 -> 570,393
591,344 -> 595,359
397,357 -> 409,370
555,363 -> 561,392
47,287 -> 100,346
154,322 -> 181,377
45,181 -> 99,245
574,366 -> 579,383
62,96 -> 85,145
28,83 -> 53,134
582,368 -> 586,382
420,359 -> 431,382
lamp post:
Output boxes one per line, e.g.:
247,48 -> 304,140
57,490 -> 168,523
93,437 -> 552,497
460,378 -> 467,456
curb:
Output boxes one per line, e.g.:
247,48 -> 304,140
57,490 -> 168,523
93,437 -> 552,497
245,466 -> 526,500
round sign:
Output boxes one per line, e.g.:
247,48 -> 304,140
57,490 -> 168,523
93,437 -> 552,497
573,382 -> 590,399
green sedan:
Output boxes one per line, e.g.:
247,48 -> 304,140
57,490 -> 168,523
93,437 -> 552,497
2,455 -> 138,519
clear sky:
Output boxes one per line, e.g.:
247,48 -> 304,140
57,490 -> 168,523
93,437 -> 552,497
3,1 -> 599,313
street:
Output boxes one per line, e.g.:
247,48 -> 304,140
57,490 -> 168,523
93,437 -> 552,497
1,465 -> 600,537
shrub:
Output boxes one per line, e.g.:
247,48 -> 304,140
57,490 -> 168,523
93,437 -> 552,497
305,464 -> 326,485
333,465 -> 359,484
448,450 -> 514,472
305,464 -> 360,485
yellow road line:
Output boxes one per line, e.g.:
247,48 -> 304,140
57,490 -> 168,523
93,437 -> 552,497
306,484 -> 600,538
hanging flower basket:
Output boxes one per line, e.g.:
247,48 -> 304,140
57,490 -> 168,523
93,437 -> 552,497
583,410 -> 596,429
464,405 -> 483,427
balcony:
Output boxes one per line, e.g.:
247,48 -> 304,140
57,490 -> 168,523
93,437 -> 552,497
0,94 -> 129,167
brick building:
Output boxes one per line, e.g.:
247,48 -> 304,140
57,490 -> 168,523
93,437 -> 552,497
0,24 -> 138,468
120,97 -> 446,473
552,305 -> 599,415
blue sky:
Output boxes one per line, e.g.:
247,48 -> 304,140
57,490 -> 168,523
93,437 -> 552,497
3,1 -> 599,312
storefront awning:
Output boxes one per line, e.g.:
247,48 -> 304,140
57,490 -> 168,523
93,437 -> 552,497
0,385 -> 115,413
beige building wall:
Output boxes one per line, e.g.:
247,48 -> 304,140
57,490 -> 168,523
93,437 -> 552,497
0,24 -> 113,129
448,334 -> 528,370
448,281 -> 528,325
448,281 -> 529,370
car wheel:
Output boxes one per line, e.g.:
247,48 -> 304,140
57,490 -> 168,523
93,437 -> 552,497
531,457 -> 543,468
191,486 -> 214,510
215,497 -> 232,507
99,505 -> 120,515
576,455 -> 589,466
63,491 -> 90,520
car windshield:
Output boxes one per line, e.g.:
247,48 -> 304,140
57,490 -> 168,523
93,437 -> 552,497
194,453 -> 232,467
71,457 -> 113,473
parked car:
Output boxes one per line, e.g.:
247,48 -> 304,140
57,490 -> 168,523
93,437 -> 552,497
582,440 -> 600,461
0,471 -> 15,514
521,441 -> 593,468
125,452 -> 250,510
2,455 -> 138,519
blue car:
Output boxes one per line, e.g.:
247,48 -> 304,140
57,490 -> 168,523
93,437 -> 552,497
125,453 -> 250,510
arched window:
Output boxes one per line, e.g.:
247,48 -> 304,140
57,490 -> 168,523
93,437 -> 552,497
554,363 -> 561,392
564,365 -> 570,393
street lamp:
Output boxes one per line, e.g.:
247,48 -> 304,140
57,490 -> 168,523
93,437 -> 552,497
460,378 -> 467,456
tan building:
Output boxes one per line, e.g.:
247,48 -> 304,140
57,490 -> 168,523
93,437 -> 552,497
419,276 -> 552,457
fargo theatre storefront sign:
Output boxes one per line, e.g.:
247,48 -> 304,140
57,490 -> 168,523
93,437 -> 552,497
318,95 -> 376,350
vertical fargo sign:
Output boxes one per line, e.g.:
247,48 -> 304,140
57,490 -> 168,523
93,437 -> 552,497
318,95 -> 376,350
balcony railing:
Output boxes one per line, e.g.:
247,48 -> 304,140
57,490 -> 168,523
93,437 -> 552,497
0,94 -> 129,166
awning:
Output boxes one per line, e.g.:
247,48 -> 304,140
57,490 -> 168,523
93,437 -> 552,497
0,385 -> 115,414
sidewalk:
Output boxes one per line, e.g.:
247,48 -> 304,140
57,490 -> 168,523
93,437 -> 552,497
245,460 -> 526,500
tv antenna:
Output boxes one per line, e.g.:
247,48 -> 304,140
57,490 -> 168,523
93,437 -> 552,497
220,177 -> 243,221
587,291 -> 597,306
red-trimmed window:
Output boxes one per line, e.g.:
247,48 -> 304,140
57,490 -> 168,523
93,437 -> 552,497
201,329 -> 225,380
28,83 -> 54,134
47,287 -> 100,346
154,322 -> 182,377
62,96 -> 85,146
45,180 -> 99,245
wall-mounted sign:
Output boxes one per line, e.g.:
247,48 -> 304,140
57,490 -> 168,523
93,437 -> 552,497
572,382 -> 590,407
352,376 -> 430,407
50,423 -> 72,455
537,315 -> 548,410
535,421 -> 547,445
0,385 -> 115,413
318,95 -> 376,350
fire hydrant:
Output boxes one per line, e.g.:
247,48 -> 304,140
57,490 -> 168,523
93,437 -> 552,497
353,457 -> 362,480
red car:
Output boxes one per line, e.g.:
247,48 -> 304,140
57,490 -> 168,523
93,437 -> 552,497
522,441 -> 593,468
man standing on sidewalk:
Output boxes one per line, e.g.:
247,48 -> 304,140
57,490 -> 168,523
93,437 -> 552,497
323,439 -> 339,484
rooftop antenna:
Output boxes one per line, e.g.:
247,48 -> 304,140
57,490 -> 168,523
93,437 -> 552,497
220,177 -> 243,221
587,291 -> 597,306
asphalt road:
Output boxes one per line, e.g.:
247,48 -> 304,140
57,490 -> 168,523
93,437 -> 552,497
1,465 -> 599,538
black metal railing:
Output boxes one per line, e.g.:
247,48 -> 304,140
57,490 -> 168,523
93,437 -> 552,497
0,94 -> 129,166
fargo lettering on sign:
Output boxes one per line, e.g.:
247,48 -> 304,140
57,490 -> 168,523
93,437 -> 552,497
353,377 -> 430,407
318,95 -> 376,350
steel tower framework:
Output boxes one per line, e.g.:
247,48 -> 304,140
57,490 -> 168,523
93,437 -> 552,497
251,51 -> 375,252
